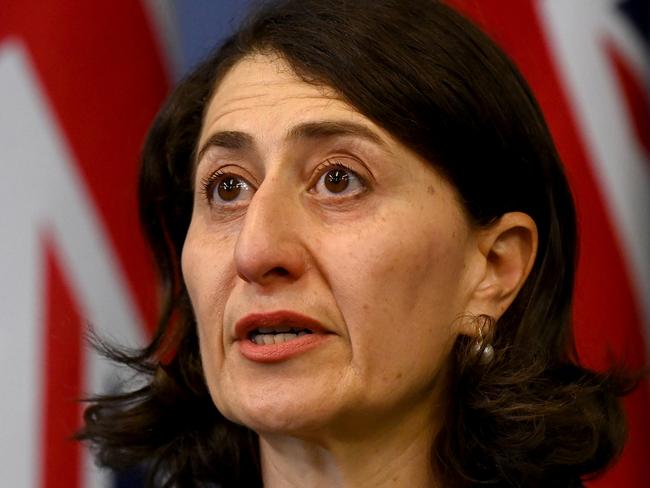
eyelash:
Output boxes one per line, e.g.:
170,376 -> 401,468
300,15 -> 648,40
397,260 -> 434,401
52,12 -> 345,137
314,159 -> 353,178
198,159 -> 367,205
199,169 -> 227,204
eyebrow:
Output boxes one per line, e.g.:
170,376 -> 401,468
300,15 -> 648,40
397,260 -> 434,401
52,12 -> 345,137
195,120 -> 386,165
195,131 -> 254,164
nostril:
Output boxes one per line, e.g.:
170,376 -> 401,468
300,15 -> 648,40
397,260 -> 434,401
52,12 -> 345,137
237,264 -> 295,284
266,267 -> 290,278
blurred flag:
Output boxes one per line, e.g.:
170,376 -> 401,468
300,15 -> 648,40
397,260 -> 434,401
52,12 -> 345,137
0,1 -> 173,486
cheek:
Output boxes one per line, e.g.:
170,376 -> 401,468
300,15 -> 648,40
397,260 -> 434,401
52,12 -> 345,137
181,224 -> 234,370
181,228 -> 239,418
182,220 -> 235,310
319,208 -> 470,373
181,227 -> 212,323
330,216 -> 469,319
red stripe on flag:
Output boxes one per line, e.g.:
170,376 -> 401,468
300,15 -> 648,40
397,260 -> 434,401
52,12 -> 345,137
446,1 -> 650,486
41,240 -> 83,488
1,0 -> 169,332
2,2 -> 169,487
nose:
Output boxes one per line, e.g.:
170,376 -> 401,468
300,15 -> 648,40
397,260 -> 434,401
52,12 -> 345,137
234,178 -> 307,286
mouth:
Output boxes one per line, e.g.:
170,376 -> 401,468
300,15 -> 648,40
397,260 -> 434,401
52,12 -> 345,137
249,327 -> 313,345
234,310 -> 327,341
234,310 -> 331,362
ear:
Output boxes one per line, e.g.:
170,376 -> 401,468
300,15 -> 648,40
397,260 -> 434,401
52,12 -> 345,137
458,212 -> 538,337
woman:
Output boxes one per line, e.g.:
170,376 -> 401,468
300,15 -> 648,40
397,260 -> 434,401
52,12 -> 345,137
79,1 -> 632,486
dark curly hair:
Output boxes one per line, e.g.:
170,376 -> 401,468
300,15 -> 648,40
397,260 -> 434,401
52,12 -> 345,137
78,1 -> 634,486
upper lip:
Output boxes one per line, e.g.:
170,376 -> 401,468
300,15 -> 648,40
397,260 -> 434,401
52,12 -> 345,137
234,310 -> 328,341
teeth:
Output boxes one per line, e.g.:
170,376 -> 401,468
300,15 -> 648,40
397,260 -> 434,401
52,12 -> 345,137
249,326 -> 314,345
252,332 -> 300,345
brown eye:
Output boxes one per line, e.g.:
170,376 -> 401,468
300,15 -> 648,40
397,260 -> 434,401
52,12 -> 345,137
324,169 -> 350,193
217,176 -> 244,201
201,171 -> 253,205
313,163 -> 365,197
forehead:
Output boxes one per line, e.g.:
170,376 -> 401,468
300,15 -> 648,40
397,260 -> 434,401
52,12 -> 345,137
199,53 -> 389,148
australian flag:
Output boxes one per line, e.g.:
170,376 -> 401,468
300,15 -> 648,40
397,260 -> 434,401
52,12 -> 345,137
0,1 -> 647,487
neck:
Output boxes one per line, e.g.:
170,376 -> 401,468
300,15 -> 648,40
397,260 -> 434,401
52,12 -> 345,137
258,405 -> 440,488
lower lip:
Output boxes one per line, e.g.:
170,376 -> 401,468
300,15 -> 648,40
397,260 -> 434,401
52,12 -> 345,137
238,333 -> 330,363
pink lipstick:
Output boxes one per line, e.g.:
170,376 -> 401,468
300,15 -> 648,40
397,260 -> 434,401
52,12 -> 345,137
235,310 -> 331,363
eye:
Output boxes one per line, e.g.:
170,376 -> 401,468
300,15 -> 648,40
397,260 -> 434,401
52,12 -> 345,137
313,161 -> 366,197
200,170 -> 254,204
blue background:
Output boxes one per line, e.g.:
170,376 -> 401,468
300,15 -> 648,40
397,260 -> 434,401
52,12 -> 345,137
175,0 -> 252,73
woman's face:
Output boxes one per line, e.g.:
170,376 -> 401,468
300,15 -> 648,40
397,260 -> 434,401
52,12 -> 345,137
182,54 -> 486,439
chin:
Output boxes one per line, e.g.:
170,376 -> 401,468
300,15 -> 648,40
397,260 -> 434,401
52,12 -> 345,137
217,384 -> 339,438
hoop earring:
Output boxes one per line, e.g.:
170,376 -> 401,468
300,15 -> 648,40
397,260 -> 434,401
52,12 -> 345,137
472,317 -> 495,364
